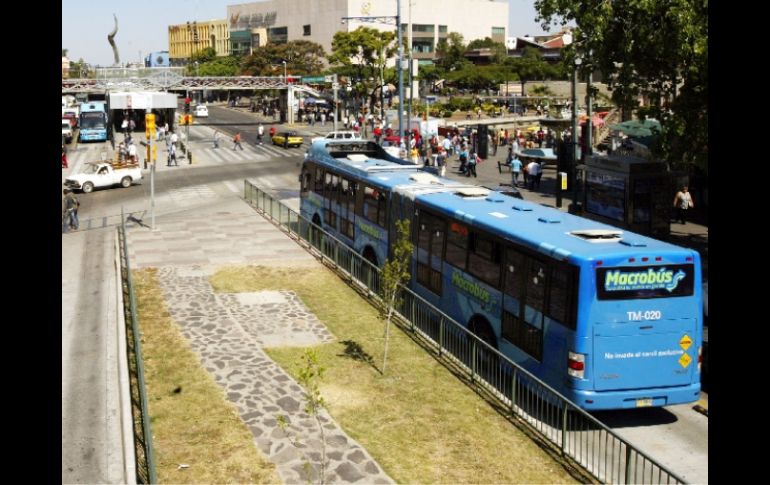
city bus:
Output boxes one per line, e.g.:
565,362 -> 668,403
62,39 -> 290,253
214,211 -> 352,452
300,140 -> 703,410
78,101 -> 109,142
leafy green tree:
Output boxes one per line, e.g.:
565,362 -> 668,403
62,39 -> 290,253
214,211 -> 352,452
535,0 -> 708,173
380,219 -> 413,375
241,40 -> 326,76
467,37 -> 508,64
329,27 -> 396,113
507,47 -> 557,93
329,27 -> 395,80
190,47 -> 217,64
435,32 -> 469,71
196,56 -> 240,77
62,48 -> 68,58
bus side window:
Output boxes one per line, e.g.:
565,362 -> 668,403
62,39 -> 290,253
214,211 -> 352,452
364,186 -> 379,224
416,211 -> 445,295
377,191 -> 387,228
468,231 -> 501,289
502,248 -> 544,360
300,164 -> 312,196
548,264 -> 577,330
314,167 -> 325,195
446,222 -> 468,270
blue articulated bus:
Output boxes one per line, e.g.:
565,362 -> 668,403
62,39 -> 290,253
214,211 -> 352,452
78,101 -> 109,142
300,140 -> 702,410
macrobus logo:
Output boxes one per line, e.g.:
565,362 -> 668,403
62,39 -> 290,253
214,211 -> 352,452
604,267 -> 686,293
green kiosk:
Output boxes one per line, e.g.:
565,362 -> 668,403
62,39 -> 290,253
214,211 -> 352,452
580,154 -> 673,239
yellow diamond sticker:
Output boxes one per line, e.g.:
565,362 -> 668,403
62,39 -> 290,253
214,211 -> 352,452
679,353 -> 692,368
679,334 -> 693,351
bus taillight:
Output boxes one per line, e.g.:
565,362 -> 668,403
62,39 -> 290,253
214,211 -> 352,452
698,346 -> 702,373
568,351 -> 585,378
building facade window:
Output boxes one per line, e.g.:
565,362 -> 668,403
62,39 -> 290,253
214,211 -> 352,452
303,24 -> 311,36
412,24 -> 435,33
438,25 -> 448,34
268,26 -> 288,44
412,39 -> 434,54
492,27 -> 505,35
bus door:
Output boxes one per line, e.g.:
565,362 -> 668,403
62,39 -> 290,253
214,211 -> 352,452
323,171 -> 339,232
592,264 -> 698,394
501,247 -> 545,365
388,191 -> 414,260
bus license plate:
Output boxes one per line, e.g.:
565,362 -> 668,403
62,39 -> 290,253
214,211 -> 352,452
636,398 -> 653,407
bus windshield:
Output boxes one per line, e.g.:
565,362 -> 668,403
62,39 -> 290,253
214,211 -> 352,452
80,112 -> 106,129
596,264 -> 695,300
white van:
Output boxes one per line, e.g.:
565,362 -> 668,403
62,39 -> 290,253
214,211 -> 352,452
311,131 -> 362,144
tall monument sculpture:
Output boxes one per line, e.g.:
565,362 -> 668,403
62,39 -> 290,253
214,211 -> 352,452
107,14 -> 120,66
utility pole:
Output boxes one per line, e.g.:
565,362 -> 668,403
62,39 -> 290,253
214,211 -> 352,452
571,56 -> 582,211
407,0 -> 413,130
396,0 -> 404,142
332,73 -> 339,132
586,66 -> 593,159
380,45 -> 386,123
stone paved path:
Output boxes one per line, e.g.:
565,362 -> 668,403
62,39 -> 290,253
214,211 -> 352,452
156,265 -> 393,484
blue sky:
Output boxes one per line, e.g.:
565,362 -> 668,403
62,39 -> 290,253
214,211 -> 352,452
62,0 -> 553,66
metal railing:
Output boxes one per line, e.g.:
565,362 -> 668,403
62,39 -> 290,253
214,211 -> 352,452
118,209 -> 158,484
244,180 -> 687,485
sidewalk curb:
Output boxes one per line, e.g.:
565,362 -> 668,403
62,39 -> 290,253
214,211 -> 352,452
115,231 -> 138,484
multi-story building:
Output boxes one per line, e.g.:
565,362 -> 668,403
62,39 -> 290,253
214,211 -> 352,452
226,0 -> 508,65
168,19 -> 230,65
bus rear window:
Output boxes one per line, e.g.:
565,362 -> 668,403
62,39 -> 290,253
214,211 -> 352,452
596,264 -> 694,300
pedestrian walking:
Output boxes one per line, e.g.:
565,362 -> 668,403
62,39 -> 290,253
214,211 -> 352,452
511,156 -> 523,187
61,146 -> 68,169
257,123 -> 264,145
466,152 -> 478,178
233,132 -> 244,151
673,186 -> 694,224
213,131 -> 220,149
63,188 -> 80,232
168,142 -> 178,166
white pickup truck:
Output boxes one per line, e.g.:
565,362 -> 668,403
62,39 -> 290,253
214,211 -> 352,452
64,162 -> 142,193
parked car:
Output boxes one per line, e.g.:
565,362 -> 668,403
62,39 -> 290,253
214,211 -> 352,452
311,131 -> 362,144
272,131 -> 303,148
194,105 -> 209,117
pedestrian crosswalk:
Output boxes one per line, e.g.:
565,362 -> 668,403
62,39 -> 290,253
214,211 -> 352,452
181,123 -> 308,165
190,141 -> 307,165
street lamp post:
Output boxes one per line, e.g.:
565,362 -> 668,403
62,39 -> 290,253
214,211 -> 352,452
282,60 -> 287,80
571,56 -> 583,211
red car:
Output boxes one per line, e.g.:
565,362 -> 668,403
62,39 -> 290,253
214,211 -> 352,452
62,112 -> 77,129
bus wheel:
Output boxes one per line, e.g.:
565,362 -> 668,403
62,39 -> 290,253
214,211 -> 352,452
362,247 -> 378,267
469,317 -> 497,349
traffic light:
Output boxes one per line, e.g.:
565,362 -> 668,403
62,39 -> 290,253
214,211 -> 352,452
184,97 -> 191,113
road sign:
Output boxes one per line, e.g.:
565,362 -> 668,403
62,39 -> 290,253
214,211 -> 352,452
332,83 -> 340,90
